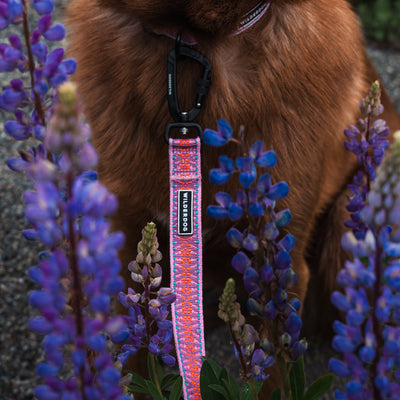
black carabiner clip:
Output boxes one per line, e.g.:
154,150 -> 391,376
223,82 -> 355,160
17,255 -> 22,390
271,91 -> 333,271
164,122 -> 203,144
167,38 -> 212,124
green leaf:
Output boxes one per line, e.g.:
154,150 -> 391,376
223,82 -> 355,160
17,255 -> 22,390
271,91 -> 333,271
169,376 -> 183,400
128,384 -> 150,395
221,377 -> 240,400
205,357 -> 223,378
303,374 -> 334,400
219,368 -> 229,381
269,388 -> 281,400
254,380 -> 263,393
200,359 -> 224,400
145,380 -> 164,400
128,371 -> 148,389
162,373 -> 181,391
209,384 -> 231,400
289,357 -> 305,400
148,353 -> 163,386
240,382 -> 253,400
218,369 -> 236,400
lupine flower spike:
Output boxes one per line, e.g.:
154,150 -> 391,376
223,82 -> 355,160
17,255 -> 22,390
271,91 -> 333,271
117,222 -> 177,369
1,0 -> 76,159
27,82 -> 130,400
206,120 -> 307,399
330,130 -> 400,400
219,278 -> 275,383
344,81 -> 390,239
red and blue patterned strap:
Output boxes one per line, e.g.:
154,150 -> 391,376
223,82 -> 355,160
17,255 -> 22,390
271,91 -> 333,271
169,137 -> 204,400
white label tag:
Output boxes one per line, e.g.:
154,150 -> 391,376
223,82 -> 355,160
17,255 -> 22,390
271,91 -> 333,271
178,190 -> 193,235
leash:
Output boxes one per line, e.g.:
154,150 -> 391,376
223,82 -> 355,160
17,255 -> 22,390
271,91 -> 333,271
167,37 -> 211,400
165,3 -> 270,396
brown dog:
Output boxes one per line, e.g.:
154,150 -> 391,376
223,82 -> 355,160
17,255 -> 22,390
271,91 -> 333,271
66,0 -> 400,394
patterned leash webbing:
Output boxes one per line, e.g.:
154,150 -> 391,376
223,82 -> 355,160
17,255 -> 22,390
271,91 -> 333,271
169,137 -> 204,400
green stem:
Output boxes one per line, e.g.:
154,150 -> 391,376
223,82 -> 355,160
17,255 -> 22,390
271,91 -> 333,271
228,322 -> 249,379
149,353 -> 163,396
278,355 -> 291,400
21,0 -> 46,127
66,170 -> 87,400
371,236 -> 383,400
144,275 -> 163,396
248,378 -> 259,400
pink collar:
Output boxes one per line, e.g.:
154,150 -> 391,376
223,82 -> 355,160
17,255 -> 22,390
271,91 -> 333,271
156,1 -> 271,46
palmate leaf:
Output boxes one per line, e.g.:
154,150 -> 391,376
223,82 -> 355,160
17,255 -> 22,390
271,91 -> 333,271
200,359 -> 225,400
219,367 -> 240,400
240,382 -> 252,400
222,377 -> 240,400
128,384 -> 150,395
240,382 -> 262,400
269,388 -> 281,400
161,373 -> 181,390
303,374 -> 334,400
145,380 -> 164,400
289,357 -> 305,400
169,376 -> 183,400
128,370 -> 148,390
209,384 -> 231,399
206,357 -> 223,377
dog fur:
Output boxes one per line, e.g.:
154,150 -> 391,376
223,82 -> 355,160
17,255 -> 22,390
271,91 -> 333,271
66,0 -> 400,394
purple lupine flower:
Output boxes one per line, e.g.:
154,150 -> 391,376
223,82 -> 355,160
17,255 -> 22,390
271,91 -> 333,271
344,81 -> 390,239
33,0 -> 54,15
203,118 -> 233,147
248,140 -> 277,168
218,278 -> 275,381
207,191 -> 244,220
330,131 -> 400,399
117,222 -> 177,368
1,0 -> 75,156
208,120 -> 306,389
209,155 -> 235,185
25,82 -> 130,400
0,0 -> 23,29
0,34 -> 25,72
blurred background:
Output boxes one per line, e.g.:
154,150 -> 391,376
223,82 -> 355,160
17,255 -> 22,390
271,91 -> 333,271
0,1 -> 399,399
351,0 -> 400,46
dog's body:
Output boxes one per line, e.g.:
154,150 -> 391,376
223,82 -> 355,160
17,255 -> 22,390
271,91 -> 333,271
66,0 -> 400,393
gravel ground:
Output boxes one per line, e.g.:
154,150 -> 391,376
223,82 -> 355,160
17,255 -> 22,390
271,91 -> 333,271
0,5 -> 400,400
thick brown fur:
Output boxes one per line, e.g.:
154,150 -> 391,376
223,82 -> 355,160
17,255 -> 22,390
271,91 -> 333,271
66,0 -> 400,395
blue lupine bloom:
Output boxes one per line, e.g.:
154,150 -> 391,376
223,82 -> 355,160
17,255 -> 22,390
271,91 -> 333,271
33,0 -> 54,15
237,156 -> 257,188
207,120 -> 306,383
330,131 -> 400,399
207,191 -> 244,220
203,118 -> 233,146
1,0 -> 75,151
249,140 -> 277,168
209,155 -> 235,185
344,81 -> 390,239
19,83 -> 130,399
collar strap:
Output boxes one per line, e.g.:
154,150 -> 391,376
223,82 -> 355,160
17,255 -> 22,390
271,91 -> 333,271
235,1 -> 270,35
155,1 -> 270,45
